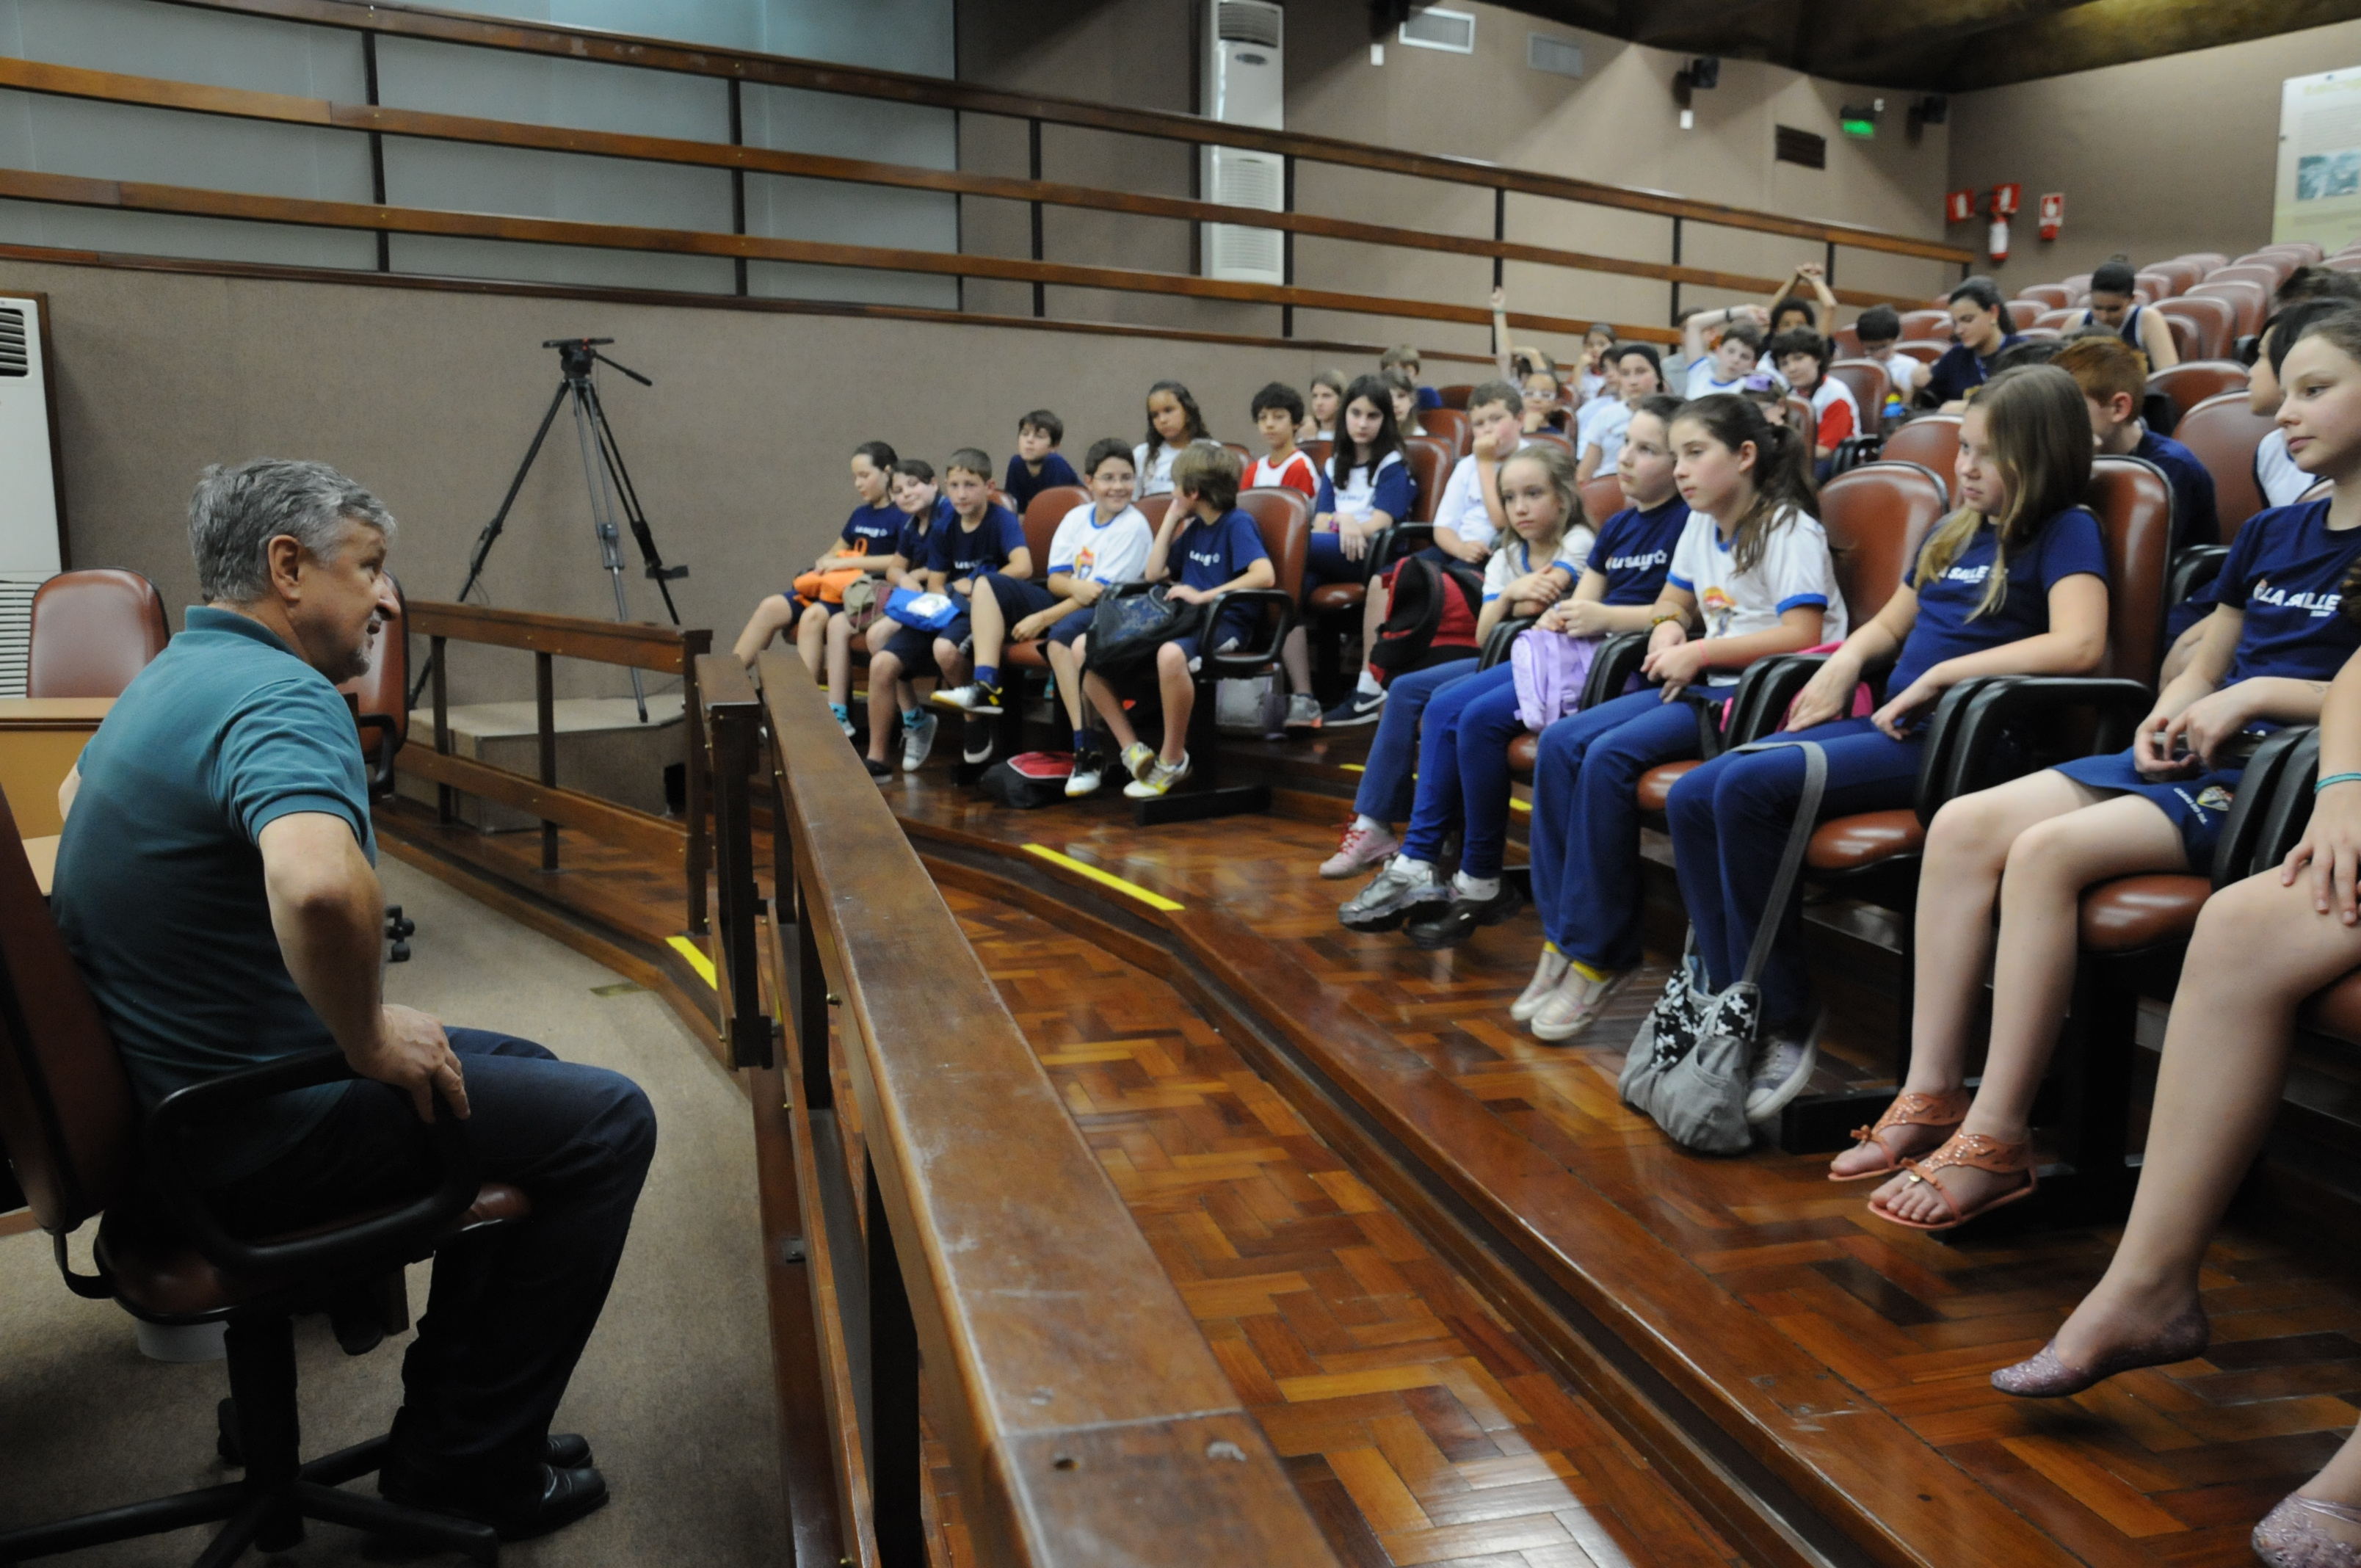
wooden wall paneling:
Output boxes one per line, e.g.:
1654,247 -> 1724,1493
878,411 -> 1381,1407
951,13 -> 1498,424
158,0 -> 1971,266
0,56 -> 1939,313
0,167 -> 1644,340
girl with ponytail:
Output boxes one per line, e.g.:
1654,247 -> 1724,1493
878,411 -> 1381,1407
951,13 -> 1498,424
1865,320 -> 2361,1235
1667,366 -> 2112,1140
1519,393 -> 1846,1041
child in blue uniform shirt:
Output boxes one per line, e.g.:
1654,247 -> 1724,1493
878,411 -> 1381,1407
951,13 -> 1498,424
1923,277 -> 2023,410
1520,395 -> 1842,1045
732,439 -> 900,672
1666,367 -> 2111,1138
862,449 -> 1029,780
1082,445 -> 1273,801
1003,409 -> 1079,516
1863,316 -> 2361,1233
1324,394 -> 1689,897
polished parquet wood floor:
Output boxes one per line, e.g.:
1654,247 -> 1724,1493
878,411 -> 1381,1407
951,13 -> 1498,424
882,766 -> 2361,1568
939,885 -> 1737,1568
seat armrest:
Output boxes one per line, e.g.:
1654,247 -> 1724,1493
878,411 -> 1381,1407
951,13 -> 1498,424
2169,545 -> 2230,607
1199,589 -> 1297,675
2218,725 -> 2320,885
1477,617 -> 1537,672
1721,654 -> 1831,749
1368,523 -> 1435,576
1579,631 -> 1650,710
1918,676 -> 2155,821
144,1047 -> 480,1280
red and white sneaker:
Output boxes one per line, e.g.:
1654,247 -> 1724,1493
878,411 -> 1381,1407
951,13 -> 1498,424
1319,820 -> 1399,880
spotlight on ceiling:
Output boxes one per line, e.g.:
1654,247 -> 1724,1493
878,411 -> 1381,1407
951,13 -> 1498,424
1683,55 -> 1720,90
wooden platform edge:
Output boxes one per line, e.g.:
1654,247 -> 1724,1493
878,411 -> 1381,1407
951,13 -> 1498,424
906,824 -> 2078,1568
912,834 -> 1867,1568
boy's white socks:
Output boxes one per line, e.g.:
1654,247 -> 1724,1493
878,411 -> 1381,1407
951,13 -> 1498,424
1354,813 -> 1386,835
1355,669 -> 1383,697
1453,872 -> 1501,901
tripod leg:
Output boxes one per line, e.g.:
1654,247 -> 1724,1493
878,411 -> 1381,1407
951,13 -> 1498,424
584,381 -> 684,625
568,383 -> 649,719
410,377 -> 572,710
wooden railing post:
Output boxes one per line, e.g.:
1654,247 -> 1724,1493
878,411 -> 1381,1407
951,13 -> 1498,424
1493,184 -> 1506,291
1282,153 -> 1296,339
682,628 -> 711,934
535,650 -> 557,871
1670,214 -> 1684,324
430,634 -> 451,824
864,1158 -> 925,1567
696,654 -> 770,1070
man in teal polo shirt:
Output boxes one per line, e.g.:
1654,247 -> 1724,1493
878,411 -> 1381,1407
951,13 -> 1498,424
53,459 -> 653,1541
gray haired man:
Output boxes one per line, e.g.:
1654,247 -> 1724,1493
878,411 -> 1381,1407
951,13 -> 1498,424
54,458 -> 653,1540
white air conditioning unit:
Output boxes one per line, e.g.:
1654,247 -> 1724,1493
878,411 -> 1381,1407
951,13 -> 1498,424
1201,0 -> 1285,286
0,293 -> 64,697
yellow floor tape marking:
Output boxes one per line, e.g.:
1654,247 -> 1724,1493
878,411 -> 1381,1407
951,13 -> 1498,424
1024,845 -> 1186,912
667,934 -> 718,988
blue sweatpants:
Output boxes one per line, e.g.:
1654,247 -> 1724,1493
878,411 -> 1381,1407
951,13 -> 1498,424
1529,687 -> 1720,969
1351,657 -> 1478,824
1665,716 -> 1922,1028
1399,662 -> 1526,880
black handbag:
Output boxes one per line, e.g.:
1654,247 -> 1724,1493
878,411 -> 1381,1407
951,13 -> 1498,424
1082,584 -> 1203,680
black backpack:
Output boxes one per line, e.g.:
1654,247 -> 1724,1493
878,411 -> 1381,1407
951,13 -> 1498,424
976,751 -> 1074,809
1369,556 -> 1486,677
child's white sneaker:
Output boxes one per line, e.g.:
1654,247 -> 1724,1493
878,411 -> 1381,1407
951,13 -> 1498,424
1123,752 -> 1192,799
1120,741 -> 1157,782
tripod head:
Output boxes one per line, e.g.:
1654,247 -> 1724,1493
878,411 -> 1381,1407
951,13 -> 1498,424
543,337 -> 652,388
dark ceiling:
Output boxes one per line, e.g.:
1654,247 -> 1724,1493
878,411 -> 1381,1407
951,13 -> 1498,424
1465,0 -> 2361,92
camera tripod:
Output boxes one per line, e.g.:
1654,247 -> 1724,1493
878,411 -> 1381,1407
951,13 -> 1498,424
409,338 -> 688,719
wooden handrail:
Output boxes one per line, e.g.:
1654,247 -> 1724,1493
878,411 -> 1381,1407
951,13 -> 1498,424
160,0 -> 1972,266
0,167 -> 1650,338
406,600 -> 701,673
0,55 -> 1935,311
752,651 -> 1336,1567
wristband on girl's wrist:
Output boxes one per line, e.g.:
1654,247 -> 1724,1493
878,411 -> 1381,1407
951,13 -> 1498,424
2317,772 -> 2361,794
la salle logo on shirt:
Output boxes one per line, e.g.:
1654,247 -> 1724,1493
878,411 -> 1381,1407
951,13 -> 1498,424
2249,577 -> 2341,617
1945,563 -> 1992,584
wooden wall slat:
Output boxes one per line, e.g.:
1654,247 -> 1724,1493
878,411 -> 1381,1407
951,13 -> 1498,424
396,747 -> 687,865
156,0 -> 1972,265
0,166 -> 1646,338
0,55 -> 1937,311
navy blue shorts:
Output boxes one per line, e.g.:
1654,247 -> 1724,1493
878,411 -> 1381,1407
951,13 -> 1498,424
1045,607 -> 1094,645
981,573 -> 1058,620
881,622 -> 938,676
783,592 -> 841,617
2052,746 -> 2242,865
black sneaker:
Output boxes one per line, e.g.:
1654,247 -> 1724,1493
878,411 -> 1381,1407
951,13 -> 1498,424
1321,688 -> 1388,727
1404,882 -> 1525,951
864,756 -> 894,782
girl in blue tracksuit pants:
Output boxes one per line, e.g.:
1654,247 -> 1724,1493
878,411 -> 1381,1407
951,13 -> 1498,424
1669,365 -> 2112,1139
1863,320 -> 2361,1233
1331,401 -> 1694,945
1522,394 -> 1843,1043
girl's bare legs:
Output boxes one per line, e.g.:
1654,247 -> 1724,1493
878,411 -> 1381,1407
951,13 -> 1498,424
1873,794 -> 2187,1222
865,650 -> 904,765
1829,771 -> 2100,1177
1084,669 -> 1139,751
1281,624 -> 1313,696
733,593 -> 799,667
2045,871 -> 2361,1380
825,614 -> 857,710
794,600 -> 830,677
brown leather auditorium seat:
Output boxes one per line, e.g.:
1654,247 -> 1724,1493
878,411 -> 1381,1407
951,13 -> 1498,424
2148,360 -> 2250,428
1581,476 -> 1626,529
1419,407 -> 1470,460
1827,360 -> 1889,425
27,568 -> 169,698
2018,284 -> 2073,311
2186,278 -> 2267,341
2171,391 -> 2277,541
2156,295 -> 2235,362
1878,415 -> 1960,493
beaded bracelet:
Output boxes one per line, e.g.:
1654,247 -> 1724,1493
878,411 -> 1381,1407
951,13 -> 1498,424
2316,772 -> 2361,793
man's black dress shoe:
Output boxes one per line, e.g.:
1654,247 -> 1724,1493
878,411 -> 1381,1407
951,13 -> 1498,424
381,1452 -> 609,1542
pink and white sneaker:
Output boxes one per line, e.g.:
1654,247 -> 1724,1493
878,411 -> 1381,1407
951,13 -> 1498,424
1319,820 -> 1399,880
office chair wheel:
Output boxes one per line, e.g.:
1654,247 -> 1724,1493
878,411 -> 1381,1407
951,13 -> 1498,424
217,1396 -> 244,1467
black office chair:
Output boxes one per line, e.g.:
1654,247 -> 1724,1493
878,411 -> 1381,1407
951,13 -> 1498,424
0,776 -> 527,1565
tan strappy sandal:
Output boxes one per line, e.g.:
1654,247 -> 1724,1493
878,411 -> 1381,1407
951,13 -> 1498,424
1827,1089 -> 1970,1183
1867,1130 -> 2037,1232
